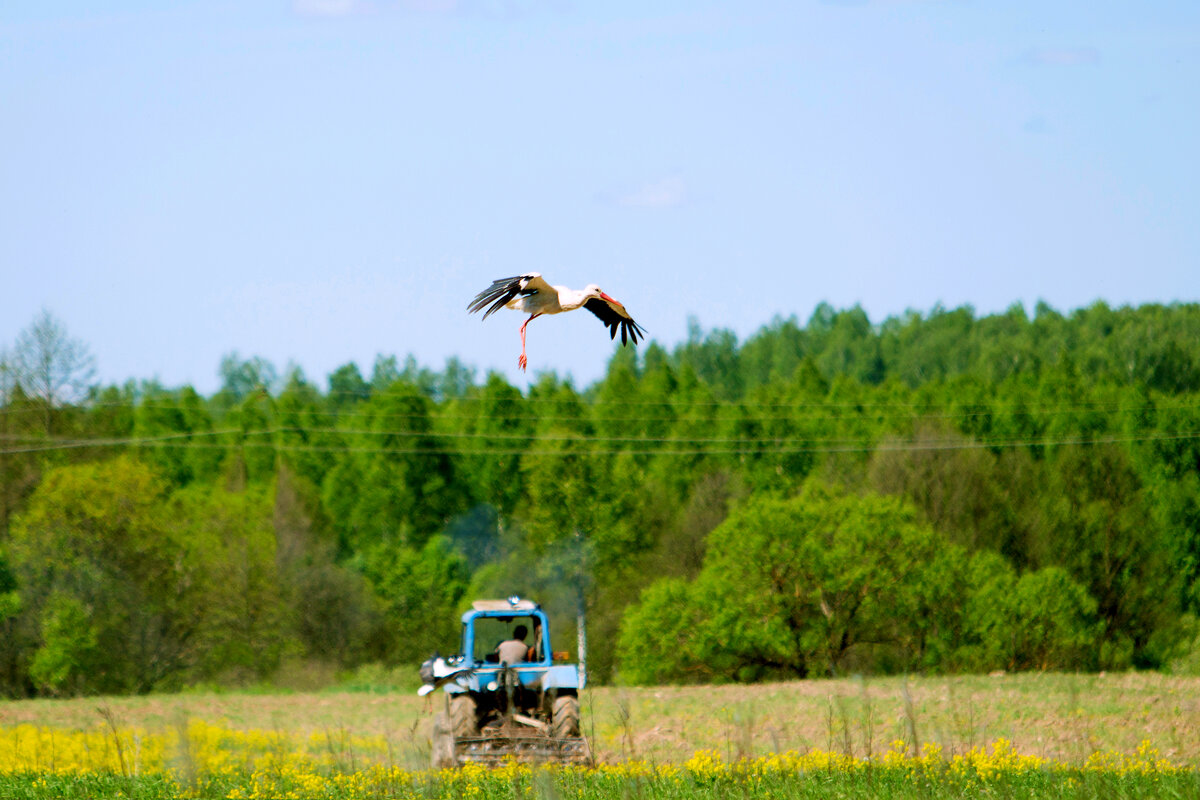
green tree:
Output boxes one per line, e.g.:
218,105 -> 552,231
10,458 -> 213,693
467,373 -> 532,516
0,549 -> 25,695
0,362 -> 43,541
1040,444 -> 1174,667
28,593 -> 98,696
619,485 -> 959,681
355,535 -> 469,663
173,484 -> 290,680
275,465 -> 380,667
134,384 -> 219,488
274,368 -> 335,491
958,552 -> 1100,672
616,578 -> 709,684
327,362 -> 371,411
333,382 -> 467,551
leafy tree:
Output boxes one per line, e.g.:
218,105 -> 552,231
224,389 -> 276,488
0,549 -> 25,695
616,578 -> 708,684
676,319 -> 742,400
0,366 -> 43,541
84,383 -> 136,448
273,466 -> 380,668
10,458 -> 212,693
354,535 -> 469,664
619,485 -> 959,681
1040,444 -> 1175,667
327,362 -> 371,411
868,424 -> 1035,563
816,306 -> 884,385
215,352 -> 277,404
274,369 -> 335,491
958,552 -> 1100,672
134,385 -> 218,488
173,484 -> 290,680
466,373 -> 532,517
28,593 -> 98,696
370,354 -> 401,391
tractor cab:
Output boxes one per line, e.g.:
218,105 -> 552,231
450,596 -> 582,693
465,599 -> 549,666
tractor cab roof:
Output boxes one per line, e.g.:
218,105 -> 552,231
470,598 -> 539,613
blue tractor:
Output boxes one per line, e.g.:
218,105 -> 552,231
419,597 -> 589,767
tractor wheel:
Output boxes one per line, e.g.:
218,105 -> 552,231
431,712 -> 457,769
450,694 -> 478,738
552,694 -> 580,738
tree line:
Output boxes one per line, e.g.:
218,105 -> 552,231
1,300 -> 1199,695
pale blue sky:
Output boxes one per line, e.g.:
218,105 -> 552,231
2,1 -> 1197,393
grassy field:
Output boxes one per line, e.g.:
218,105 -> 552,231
1,671 -> 1199,797
2,671 -> 1198,765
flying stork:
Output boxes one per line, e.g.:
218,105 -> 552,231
467,273 -> 646,371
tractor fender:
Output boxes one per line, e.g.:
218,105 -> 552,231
539,665 -> 581,690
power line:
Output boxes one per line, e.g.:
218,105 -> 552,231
2,428 -> 1197,457
2,398 -> 1195,428
5,421 -> 1197,449
0,429 -> 240,454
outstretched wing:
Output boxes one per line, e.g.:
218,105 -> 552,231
584,294 -> 646,346
467,273 -> 553,319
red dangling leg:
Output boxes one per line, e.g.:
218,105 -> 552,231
518,313 -> 541,371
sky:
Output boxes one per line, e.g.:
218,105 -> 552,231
2,1 -> 1198,395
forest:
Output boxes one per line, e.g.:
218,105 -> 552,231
1,299 -> 1199,697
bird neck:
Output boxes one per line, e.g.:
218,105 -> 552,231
557,287 -> 592,311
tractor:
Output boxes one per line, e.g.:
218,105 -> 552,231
419,597 -> 589,767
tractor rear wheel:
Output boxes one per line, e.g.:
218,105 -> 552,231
552,694 -> 580,738
450,694 -> 478,738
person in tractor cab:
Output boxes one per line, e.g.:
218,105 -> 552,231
528,619 -> 544,662
497,625 -> 529,666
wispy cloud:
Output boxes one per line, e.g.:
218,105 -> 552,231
615,176 -> 687,209
1023,47 -> 1101,67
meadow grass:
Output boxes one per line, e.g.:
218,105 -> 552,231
0,738 -> 1198,799
1,672 -> 1198,797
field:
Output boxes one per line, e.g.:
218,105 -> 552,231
2,671 -> 1199,797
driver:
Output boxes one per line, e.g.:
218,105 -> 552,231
497,625 -> 529,666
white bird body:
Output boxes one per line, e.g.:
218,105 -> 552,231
468,272 -> 645,371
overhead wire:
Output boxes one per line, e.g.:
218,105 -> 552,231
1,398 -> 1196,427
1,426 -> 1197,457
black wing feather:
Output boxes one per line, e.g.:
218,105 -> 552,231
584,297 -> 646,346
467,275 -> 527,319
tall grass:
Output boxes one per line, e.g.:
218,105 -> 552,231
2,672 -> 1200,797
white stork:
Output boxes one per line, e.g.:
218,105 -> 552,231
468,273 -> 646,371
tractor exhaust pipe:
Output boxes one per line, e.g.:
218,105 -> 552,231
576,587 -> 587,688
